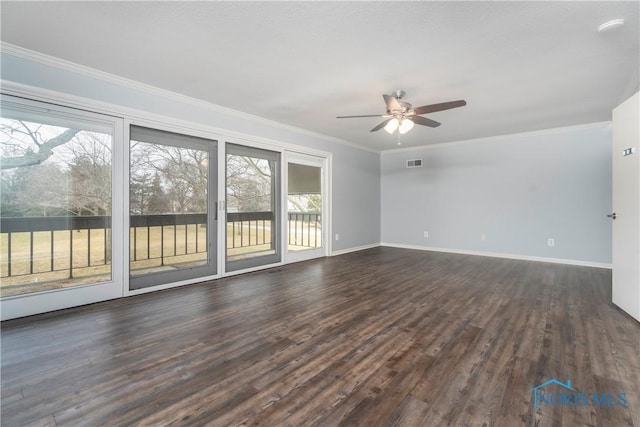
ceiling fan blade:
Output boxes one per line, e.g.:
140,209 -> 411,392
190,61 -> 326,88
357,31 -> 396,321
383,94 -> 402,112
336,114 -> 384,119
412,116 -> 441,128
412,100 -> 467,116
370,119 -> 392,132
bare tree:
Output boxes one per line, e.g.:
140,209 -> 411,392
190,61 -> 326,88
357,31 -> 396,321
288,194 -> 321,213
226,155 -> 273,212
1,119 -> 111,216
146,172 -> 168,214
65,132 -> 112,215
130,142 -> 207,214
0,120 -> 79,170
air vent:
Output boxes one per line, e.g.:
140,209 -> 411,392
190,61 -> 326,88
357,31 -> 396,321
406,159 -> 423,168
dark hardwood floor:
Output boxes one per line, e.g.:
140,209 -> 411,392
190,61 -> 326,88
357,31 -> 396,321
1,247 -> 639,426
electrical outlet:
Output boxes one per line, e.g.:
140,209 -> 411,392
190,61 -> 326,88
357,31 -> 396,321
548,238 -> 555,247
480,233 -> 486,241
423,231 -> 429,238
335,233 -> 340,241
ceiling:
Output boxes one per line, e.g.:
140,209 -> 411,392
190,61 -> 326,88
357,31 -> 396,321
1,1 -> 638,151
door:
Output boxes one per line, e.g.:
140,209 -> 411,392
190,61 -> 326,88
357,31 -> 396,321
611,92 -> 640,322
129,125 -> 217,290
285,152 -> 328,263
0,95 -> 124,320
225,143 -> 281,272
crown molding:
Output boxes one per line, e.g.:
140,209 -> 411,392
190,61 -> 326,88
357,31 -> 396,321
380,121 -> 612,155
0,42 -> 379,155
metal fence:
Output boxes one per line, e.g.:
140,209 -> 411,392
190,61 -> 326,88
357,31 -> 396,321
288,212 -> 321,248
130,214 -> 207,266
0,214 -> 208,279
1,211 -> 321,279
227,211 -> 273,249
0,215 -> 111,278
226,212 -> 321,250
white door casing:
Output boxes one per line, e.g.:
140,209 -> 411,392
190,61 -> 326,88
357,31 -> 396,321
284,152 -> 330,263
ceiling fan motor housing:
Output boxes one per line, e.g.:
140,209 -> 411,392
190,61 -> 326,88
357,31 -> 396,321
387,102 -> 412,116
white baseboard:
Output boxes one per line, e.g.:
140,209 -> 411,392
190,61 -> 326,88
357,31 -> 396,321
380,242 -> 612,269
332,243 -> 380,256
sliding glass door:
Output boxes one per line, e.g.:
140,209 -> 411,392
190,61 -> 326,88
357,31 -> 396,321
225,143 -> 281,271
129,126 -> 217,289
285,152 -> 327,263
0,95 -> 331,320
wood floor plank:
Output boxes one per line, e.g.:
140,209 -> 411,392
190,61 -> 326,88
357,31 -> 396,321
1,247 -> 638,426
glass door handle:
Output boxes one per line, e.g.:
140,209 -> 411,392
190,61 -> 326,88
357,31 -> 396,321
214,201 -> 225,220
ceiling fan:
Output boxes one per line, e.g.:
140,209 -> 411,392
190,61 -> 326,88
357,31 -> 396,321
337,90 -> 466,134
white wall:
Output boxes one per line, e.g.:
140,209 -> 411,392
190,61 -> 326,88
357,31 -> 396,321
381,123 -> 612,265
0,49 -> 381,253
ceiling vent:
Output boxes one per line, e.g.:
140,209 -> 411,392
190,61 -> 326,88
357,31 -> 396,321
406,159 -> 423,168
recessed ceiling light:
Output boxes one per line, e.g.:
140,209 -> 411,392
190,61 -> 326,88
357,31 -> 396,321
598,19 -> 625,33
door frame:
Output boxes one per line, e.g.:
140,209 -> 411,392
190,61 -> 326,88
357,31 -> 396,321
124,119 -> 224,296
126,123 -> 219,290
283,151 -> 331,264
224,142 -> 283,272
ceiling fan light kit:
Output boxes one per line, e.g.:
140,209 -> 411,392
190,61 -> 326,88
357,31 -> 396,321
384,118 -> 399,134
398,118 -> 414,134
337,90 -> 466,136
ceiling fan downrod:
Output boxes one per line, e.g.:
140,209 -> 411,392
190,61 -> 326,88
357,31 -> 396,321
392,90 -> 406,100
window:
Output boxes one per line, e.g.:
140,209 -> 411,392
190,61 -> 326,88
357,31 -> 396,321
1,102 -> 115,297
